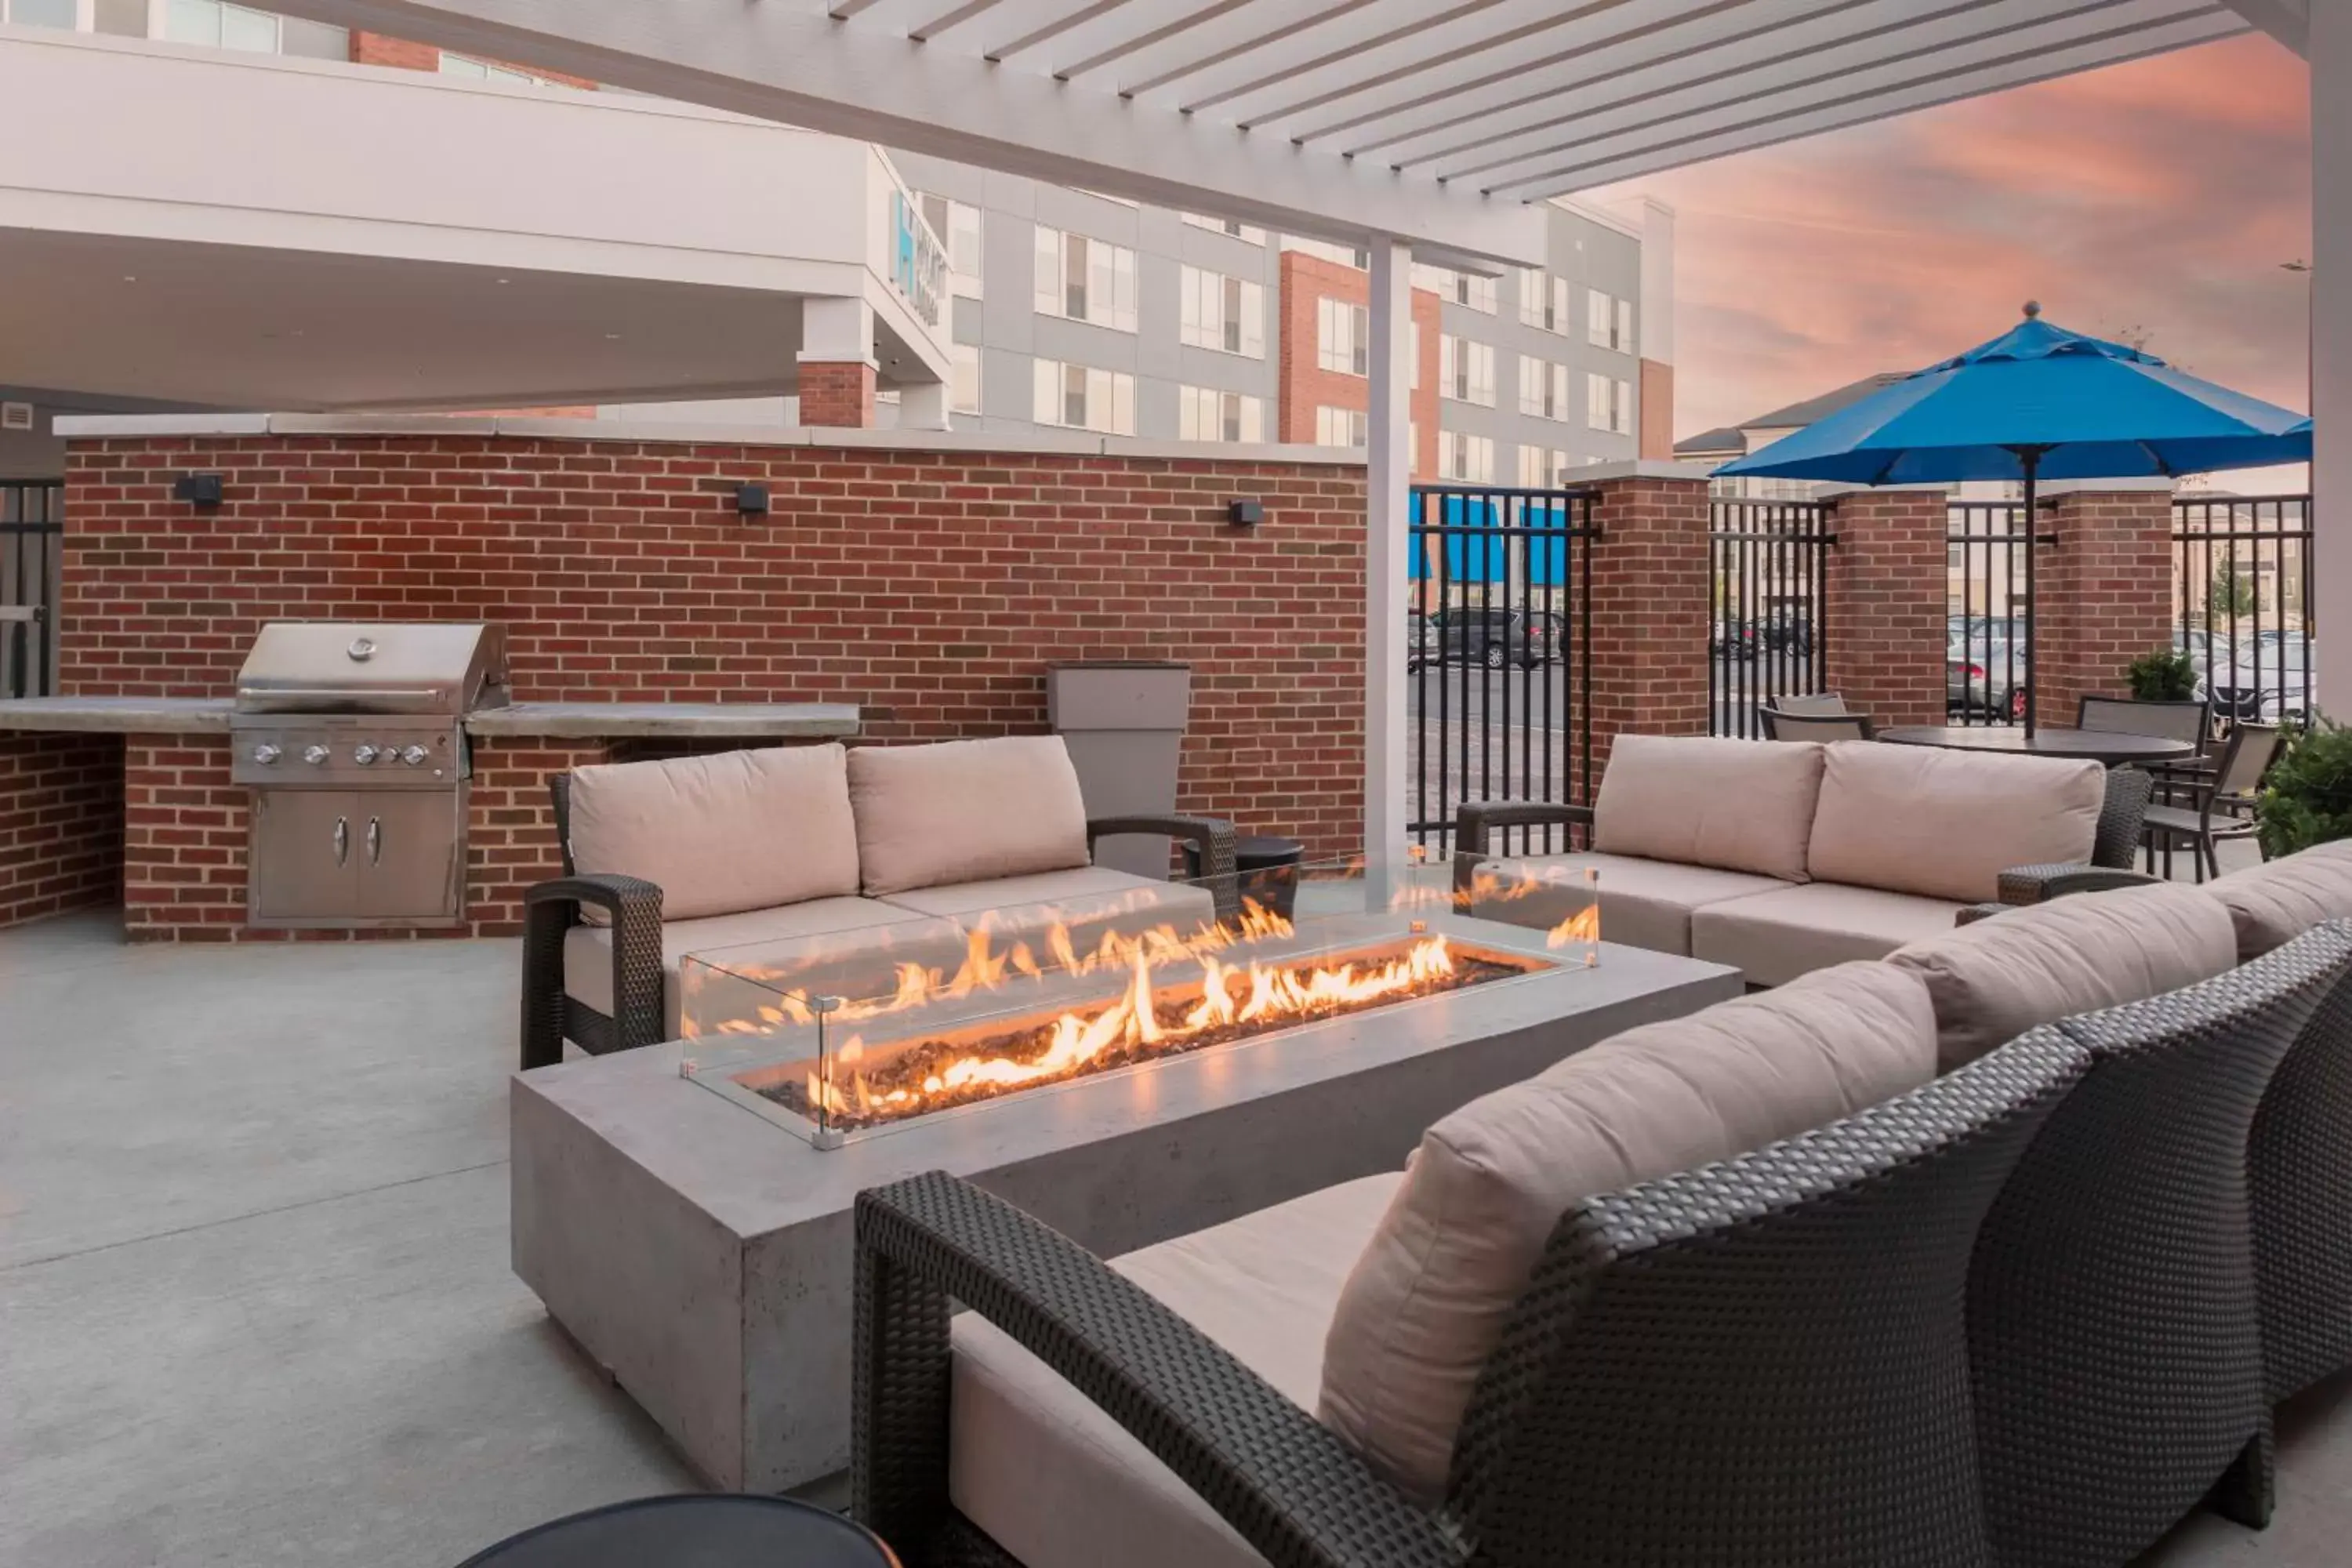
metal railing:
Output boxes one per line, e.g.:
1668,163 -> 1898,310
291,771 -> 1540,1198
2175,494 -> 2314,731
1946,501 -> 2046,726
1407,485 -> 1597,857
1708,499 -> 1833,736
1,481 -> 62,699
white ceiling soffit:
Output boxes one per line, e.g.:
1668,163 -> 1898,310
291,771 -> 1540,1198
267,0 -> 2249,264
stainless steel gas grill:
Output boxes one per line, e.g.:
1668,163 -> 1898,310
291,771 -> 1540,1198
231,622 -> 512,928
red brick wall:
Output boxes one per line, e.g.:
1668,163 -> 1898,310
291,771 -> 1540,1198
2038,490 -> 2176,725
1584,477 -> 1712,795
0,733 -> 122,927
348,29 -> 600,89
58,435 -> 1367,936
1824,490 -> 1950,729
1275,252 -> 1439,481
798,362 -> 877,429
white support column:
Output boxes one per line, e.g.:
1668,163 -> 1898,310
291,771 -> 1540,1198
897,381 -> 950,431
1367,238 -> 1412,880
2316,2 -> 2350,719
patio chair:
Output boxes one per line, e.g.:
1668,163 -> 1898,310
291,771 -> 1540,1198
1758,707 -> 1875,742
1968,924 -> 2352,1566
851,1029 -> 2092,1568
2077,694 -> 2215,800
1768,690 -> 1850,716
2140,722 -> 2284,882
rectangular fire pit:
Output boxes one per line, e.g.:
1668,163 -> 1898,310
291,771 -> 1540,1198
512,874 -> 1740,1490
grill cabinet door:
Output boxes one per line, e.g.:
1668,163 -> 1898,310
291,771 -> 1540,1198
249,790 -> 361,925
356,790 -> 463,924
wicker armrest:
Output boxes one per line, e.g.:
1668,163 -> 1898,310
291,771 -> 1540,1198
1454,800 -> 1594,858
853,1172 -> 1467,1568
1089,813 -> 1240,922
2094,767 -> 2156,869
1994,863 -> 2161,908
519,874 -> 663,1070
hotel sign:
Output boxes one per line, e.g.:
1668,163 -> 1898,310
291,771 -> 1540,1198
889,191 -> 946,329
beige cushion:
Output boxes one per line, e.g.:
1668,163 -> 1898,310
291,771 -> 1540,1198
1690,882 -> 1969,987
566,745 -> 859,921
950,1174 -> 1405,1568
1467,852 -> 1789,956
1592,734 -> 1825,880
1889,883 -> 2241,1070
1317,961 -> 1938,1503
2209,840 -> 2352,960
562,897 -> 928,1039
1806,742 -> 2104,902
881,866 -> 1217,950
850,736 -> 1092,897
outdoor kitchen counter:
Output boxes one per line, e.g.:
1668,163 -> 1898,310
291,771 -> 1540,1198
461,702 -> 861,740
0,696 -> 233,732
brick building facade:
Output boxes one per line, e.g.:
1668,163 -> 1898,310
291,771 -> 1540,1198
1274,251 -> 1443,482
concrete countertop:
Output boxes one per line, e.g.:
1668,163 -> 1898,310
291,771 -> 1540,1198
462,702 -> 862,739
0,697 -> 234,733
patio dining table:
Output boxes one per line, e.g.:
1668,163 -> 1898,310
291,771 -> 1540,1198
1876,724 -> 2197,767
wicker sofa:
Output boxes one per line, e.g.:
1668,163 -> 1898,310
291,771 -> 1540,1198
518,735 -> 1237,1069
1452,734 -> 2151,984
848,852 -> 2352,1568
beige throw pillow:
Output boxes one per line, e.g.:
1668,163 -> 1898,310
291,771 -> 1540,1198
2209,839 -> 2352,960
1591,734 -> 1826,881
849,735 -> 1093,897
1807,742 -> 2103,902
1316,960 -> 1938,1504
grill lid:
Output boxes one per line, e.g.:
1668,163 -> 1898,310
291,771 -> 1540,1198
234,622 -> 511,716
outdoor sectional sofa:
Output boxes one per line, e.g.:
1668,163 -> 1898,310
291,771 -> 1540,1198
1454,734 -> 2152,984
847,830 -> 2352,1567
518,735 -> 1237,1068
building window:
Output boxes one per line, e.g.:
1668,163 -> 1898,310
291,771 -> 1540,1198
164,0 -> 343,54
1316,405 -> 1367,448
1285,236 -> 1371,270
1439,336 -> 1495,407
1180,386 -> 1265,444
1517,446 -> 1572,488
1439,432 -> 1494,484
6,0 -> 76,27
1182,213 -> 1267,245
1519,270 -> 1570,333
1617,298 -> 1637,355
1317,298 -> 1370,376
1179,267 -> 1266,359
918,195 -> 984,299
1518,358 -> 1570,421
1587,374 -> 1633,434
951,344 -> 982,416
440,53 -> 557,85
1032,359 -> 1136,436
1034,227 -> 1138,332
1414,264 -> 1498,314
1588,289 -> 1635,352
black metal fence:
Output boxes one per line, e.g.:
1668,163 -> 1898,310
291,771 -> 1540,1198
1,481 -> 62,699
2174,495 -> 2314,731
1946,501 -> 2043,726
1407,485 -> 1596,855
1708,499 -> 1833,736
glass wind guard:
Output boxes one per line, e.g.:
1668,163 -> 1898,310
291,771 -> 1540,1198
676,857 -> 1590,1148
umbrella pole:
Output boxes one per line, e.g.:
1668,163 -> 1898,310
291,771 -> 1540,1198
2021,448 -> 2039,739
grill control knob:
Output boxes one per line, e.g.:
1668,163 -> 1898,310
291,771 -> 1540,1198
251,743 -> 282,766
399,746 -> 429,767
303,745 -> 330,766
353,743 -> 382,765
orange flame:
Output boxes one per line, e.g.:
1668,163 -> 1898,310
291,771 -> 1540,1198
1547,904 -> 1601,950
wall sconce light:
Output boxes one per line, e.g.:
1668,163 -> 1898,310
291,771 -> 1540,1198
735,483 -> 771,517
173,473 -> 224,508
1226,498 -> 1264,528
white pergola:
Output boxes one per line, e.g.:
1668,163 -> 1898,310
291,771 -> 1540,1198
267,0 -> 2322,869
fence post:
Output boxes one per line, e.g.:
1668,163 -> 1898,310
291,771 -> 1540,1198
1820,486 -> 1948,728
1584,470 -> 1711,797
2038,483 -> 2177,724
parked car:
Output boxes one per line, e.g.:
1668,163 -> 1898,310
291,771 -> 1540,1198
1406,612 -> 1438,672
2195,632 -> 2316,724
1947,635 -> 2028,721
1711,619 -> 1759,661
1432,608 -> 1554,670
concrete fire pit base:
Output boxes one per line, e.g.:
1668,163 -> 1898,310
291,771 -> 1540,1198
510,924 -> 1739,1490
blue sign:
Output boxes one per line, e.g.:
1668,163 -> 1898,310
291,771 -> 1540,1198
889,191 -> 946,328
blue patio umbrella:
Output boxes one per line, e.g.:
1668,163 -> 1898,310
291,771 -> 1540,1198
1716,304 -> 2312,734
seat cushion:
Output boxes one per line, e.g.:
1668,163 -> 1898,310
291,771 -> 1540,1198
1690,881 -> 1969,987
565,744 -> 860,923
1889,883 -> 2242,1070
1317,960 -> 1938,1503
880,866 -> 1218,953
849,735 -> 1092,897
1806,742 -> 2104,902
1592,734 -> 1825,881
2209,839 -> 2352,960
949,1174 -> 1406,1568
563,896 -> 929,1039
1467,851 -> 1790,956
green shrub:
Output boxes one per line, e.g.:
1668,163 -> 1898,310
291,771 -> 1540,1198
2126,645 -> 2198,701
2256,717 -> 2352,858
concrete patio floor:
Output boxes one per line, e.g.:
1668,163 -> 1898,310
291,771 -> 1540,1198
2,876 -> 2347,1567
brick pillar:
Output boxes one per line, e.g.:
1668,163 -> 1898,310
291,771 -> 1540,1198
2036,487 -> 2176,725
1822,488 -> 1949,728
122,734 -> 243,942
797,362 -> 877,429
1583,475 -> 1711,798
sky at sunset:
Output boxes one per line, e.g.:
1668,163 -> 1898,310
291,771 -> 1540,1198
1589,31 -> 2314,448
